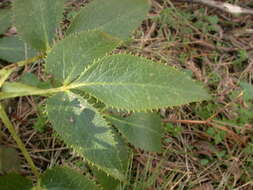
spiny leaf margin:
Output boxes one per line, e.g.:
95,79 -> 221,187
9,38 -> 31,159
72,53 -> 211,111
45,30 -> 120,85
46,91 -> 127,181
41,167 -> 101,190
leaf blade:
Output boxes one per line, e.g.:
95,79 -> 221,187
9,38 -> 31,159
106,113 -> 163,152
67,0 -> 150,39
46,31 -> 120,85
13,0 -> 65,50
73,54 -> 211,111
41,167 -> 100,190
0,146 -> 20,173
0,9 -> 11,34
0,36 -> 37,63
0,173 -> 32,190
46,92 -> 127,181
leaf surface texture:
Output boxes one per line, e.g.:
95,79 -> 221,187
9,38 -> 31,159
73,54 -> 210,111
67,0 -> 149,39
0,173 -> 32,190
0,9 -> 11,34
13,0 -> 65,50
107,113 -> 162,152
41,167 -> 100,190
46,31 -> 120,85
47,92 -> 126,180
0,36 -> 37,62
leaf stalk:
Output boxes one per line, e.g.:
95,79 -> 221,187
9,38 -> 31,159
0,104 -> 40,179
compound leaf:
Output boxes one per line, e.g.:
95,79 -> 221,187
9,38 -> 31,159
73,54 -> 211,111
0,9 -> 11,34
13,0 -> 65,51
0,173 -> 32,190
106,113 -> 163,152
47,92 -> 126,181
41,167 -> 100,190
0,36 -> 37,63
67,0 -> 149,39
46,31 -> 120,85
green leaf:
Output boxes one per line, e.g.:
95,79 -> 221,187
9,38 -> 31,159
13,0 -> 65,51
0,145 -> 20,173
240,82 -> 253,101
92,167 -> 120,190
46,31 -> 120,85
20,73 -> 52,89
106,113 -> 162,152
0,173 -> 32,190
73,54 -> 211,111
46,92 -> 127,181
0,9 -> 11,34
0,36 -> 37,62
67,0 -> 150,39
92,129 -> 130,190
41,167 -> 100,190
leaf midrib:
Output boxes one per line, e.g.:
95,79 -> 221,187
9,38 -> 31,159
69,82 -> 206,97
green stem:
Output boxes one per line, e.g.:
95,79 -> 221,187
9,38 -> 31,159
4,55 -> 44,70
0,86 -> 68,100
0,82 -> 97,100
0,104 -> 40,179
0,55 -> 44,89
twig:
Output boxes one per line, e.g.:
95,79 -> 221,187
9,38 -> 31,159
0,55 -> 44,87
207,91 -> 243,121
163,119 -> 246,145
183,0 -> 253,15
3,54 -> 43,70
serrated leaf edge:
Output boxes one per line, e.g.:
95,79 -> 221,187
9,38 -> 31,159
46,92 -> 127,182
70,53 -> 211,112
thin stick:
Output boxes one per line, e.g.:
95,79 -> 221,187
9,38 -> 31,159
207,92 -> 243,121
183,0 -> 253,15
0,104 -> 40,179
164,119 -> 246,145
163,119 -> 207,125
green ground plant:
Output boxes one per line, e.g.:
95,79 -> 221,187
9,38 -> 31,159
0,0 -> 210,189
